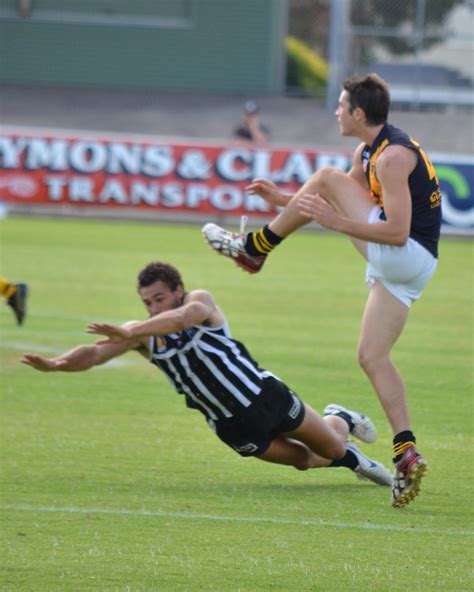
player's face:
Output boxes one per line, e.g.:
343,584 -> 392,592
335,90 -> 358,136
139,280 -> 184,317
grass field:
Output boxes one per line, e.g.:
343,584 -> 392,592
0,216 -> 472,591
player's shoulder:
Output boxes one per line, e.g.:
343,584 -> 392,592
186,288 -> 213,299
185,289 -> 217,308
185,289 -> 225,328
377,144 -> 417,178
379,143 -> 417,164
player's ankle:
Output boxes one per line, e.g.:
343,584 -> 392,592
244,225 -> 282,256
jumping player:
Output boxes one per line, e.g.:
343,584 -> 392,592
203,74 -> 441,507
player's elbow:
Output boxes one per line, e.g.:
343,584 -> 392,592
394,229 -> 410,246
90,345 -> 116,368
393,235 -> 409,247
387,222 -> 409,246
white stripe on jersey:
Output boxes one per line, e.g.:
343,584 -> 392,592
198,341 -> 260,398
164,358 -> 220,420
149,324 -> 266,420
202,331 -> 266,378
193,345 -> 253,406
176,352 -> 234,418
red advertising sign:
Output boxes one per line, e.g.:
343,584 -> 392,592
0,127 -> 351,220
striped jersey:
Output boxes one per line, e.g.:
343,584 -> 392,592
149,321 -> 274,421
361,122 -> 442,258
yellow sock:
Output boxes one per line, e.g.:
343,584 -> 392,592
393,440 -> 416,458
0,277 -> 17,299
246,225 -> 283,256
251,229 -> 274,254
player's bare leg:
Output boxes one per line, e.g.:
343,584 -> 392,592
358,280 -> 427,506
203,168 -> 374,272
258,405 -> 392,486
358,281 -> 410,434
270,168 -> 373,249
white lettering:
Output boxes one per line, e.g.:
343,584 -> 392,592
99,179 -> 127,203
142,146 -> 174,177
70,178 -> 94,202
45,176 -> 68,200
210,186 -> 242,210
70,142 -> 107,173
244,193 -> 272,212
0,138 -> 28,168
24,139 -> 68,170
252,151 -> 272,179
216,150 -> 252,181
161,183 -> 183,207
274,152 -> 313,183
186,184 -> 209,208
108,143 -> 142,174
130,182 -> 159,206
177,150 -> 211,180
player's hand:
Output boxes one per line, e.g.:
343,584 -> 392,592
298,193 -> 341,230
245,178 -> 289,207
21,354 -> 68,372
86,323 -> 133,344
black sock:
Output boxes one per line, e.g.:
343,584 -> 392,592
392,430 -> 416,463
329,449 -> 359,471
332,411 -> 355,433
244,225 -> 283,256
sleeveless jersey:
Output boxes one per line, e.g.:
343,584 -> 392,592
361,123 -> 441,258
149,322 -> 274,421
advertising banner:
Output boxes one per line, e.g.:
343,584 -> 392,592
0,127 -> 472,232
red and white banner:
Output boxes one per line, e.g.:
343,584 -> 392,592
0,127 -> 351,220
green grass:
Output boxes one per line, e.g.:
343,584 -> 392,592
1,217 -> 473,591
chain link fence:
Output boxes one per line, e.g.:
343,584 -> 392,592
287,0 -> 474,109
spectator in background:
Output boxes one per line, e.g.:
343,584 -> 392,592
233,101 -> 270,146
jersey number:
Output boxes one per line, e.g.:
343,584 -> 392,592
411,139 -> 437,181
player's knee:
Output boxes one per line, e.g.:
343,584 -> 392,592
358,345 -> 373,373
292,450 -> 313,471
358,344 -> 384,376
330,441 -> 347,460
312,167 -> 344,193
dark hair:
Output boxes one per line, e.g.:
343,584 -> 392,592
342,73 -> 390,125
137,262 -> 184,292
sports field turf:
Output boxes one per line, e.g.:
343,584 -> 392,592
1,216 -> 472,591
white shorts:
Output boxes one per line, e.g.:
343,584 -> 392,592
365,206 -> 438,308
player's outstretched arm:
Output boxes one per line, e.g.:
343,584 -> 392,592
86,323 -> 133,344
21,335 -> 140,372
245,178 -> 292,207
88,291 -> 218,342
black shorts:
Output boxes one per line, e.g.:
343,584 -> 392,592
208,376 -> 306,457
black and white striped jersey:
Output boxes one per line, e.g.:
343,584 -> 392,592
149,322 -> 275,421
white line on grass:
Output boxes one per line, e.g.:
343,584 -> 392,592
0,341 -> 62,354
4,311 -> 126,324
1,504 -> 472,536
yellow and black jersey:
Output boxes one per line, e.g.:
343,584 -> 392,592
361,123 -> 441,258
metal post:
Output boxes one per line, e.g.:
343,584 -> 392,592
413,0 -> 426,106
326,0 -> 351,111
